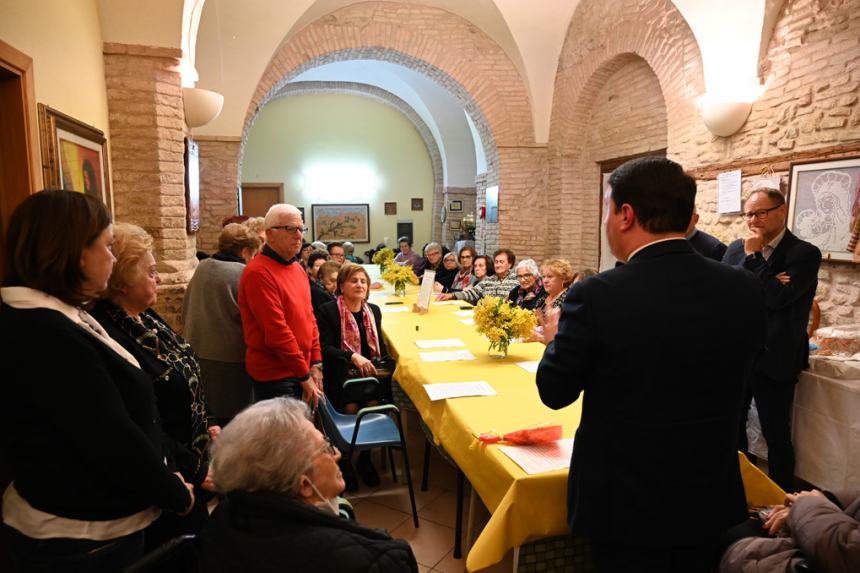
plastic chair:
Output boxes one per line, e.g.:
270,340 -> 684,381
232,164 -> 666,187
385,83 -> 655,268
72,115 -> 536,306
124,534 -> 196,573
319,386 -> 420,528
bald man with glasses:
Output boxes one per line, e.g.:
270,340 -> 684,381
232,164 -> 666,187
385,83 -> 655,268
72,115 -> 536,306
723,188 -> 822,490
239,204 -> 324,408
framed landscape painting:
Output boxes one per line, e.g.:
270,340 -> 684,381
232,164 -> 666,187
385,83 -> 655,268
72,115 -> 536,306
311,204 -> 370,242
788,156 -> 860,262
38,104 -> 111,211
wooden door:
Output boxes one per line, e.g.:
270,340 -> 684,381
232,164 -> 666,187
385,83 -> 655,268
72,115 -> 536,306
0,40 -> 41,278
241,183 -> 283,217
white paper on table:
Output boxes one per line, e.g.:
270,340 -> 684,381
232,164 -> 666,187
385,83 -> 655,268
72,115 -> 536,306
423,381 -> 496,401
516,361 -> 539,373
414,338 -> 466,349
418,349 -> 476,363
459,318 -> 475,325
380,306 -> 410,313
499,438 -> 574,475
454,310 -> 474,317
369,291 -> 394,297
717,169 -> 742,214
433,300 -> 462,306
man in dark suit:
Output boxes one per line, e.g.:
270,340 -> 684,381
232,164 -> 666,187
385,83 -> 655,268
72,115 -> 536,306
722,188 -> 821,490
536,157 -> 767,573
687,208 -> 728,261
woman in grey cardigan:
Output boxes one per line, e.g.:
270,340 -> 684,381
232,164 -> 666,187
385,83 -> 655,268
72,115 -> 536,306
182,223 -> 261,426
720,489 -> 860,573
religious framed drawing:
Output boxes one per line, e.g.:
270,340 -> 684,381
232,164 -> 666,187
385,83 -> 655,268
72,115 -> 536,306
38,104 -> 111,211
311,204 -> 370,242
788,156 -> 860,262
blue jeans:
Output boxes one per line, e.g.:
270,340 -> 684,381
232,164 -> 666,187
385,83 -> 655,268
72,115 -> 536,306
3,525 -> 145,572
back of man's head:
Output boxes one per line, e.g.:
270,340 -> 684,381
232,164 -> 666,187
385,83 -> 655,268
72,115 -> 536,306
608,157 -> 696,234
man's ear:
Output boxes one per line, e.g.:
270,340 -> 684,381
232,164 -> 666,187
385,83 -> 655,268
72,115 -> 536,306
618,203 -> 636,231
297,476 -> 314,500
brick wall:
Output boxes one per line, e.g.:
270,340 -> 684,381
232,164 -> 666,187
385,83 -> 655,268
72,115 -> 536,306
196,137 -> 241,254
549,0 -> 860,327
103,43 -> 196,330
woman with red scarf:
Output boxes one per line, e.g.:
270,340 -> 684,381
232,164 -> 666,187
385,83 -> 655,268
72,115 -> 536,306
315,263 -> 393,490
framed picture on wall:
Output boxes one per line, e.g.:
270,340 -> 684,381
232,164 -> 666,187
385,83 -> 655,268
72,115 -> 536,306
450,200 -> 463,212
411,198 -> 423,211
788,156 -> 860,262
384,202 -> 397,215
38,104 -> 111,211
449,220 -> 461,231
184,137 -> 200,233
311,204 -> 370,242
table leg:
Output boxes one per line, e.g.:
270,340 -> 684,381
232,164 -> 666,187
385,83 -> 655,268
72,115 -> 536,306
513,546 -> 520,573
465,486 -> 477,553
454,469 -> 464,559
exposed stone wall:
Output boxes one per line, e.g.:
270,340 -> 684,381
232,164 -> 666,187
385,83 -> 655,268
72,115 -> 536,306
196,137 -> 241,254
549,0 -> 860,327
103,43 -> 195,330
498,147 -> 549,262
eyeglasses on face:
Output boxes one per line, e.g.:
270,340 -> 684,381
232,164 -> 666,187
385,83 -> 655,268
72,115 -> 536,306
269,225 -> 308,234
517,273 -> 534,281
316,436 -> 338,457
741,205 -> 781,220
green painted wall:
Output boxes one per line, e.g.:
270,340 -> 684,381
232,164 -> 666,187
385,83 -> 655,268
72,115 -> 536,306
242,93 -> 434,252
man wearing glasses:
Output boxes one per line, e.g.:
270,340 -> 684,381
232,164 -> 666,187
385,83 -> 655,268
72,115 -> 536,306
239,204 -> 325,408
723,188 -> 822,490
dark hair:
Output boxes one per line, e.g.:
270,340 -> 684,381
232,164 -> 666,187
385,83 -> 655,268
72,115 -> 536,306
748,188 -> 786,207
397,236 -> 411,247
3,190 -> 111,306
493,248 -> 516,267
608,157 -> 696,234
474,255 -> 495,277
327,241 -> 344,253
307,250 -> 329,269
222,214 -> 250,227
458,245 -> 478,262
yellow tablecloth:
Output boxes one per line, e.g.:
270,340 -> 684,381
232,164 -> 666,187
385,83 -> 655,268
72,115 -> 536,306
371,284 -> 785,571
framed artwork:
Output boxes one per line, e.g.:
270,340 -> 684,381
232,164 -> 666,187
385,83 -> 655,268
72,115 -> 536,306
450,199 -> 463,212
449,220 -> 461,231
38,104 -> 111,211
184,137 -> 200,233
384,202 -> 397,215
311,204 -> 370,242
788,156 -> 860,262
411,198 -> 423,211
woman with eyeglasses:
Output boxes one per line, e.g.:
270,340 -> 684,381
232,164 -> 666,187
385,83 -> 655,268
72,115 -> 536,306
1,191 -> 193,571
449,246 -> 478,291
200,398 -> 418,573
509,258 -> 547,311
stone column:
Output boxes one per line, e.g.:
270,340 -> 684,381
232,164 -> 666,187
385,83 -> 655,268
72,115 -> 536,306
196,136 -> 242,254
103,43 -> 195,330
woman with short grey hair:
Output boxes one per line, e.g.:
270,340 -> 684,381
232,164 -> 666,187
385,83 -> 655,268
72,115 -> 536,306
509,258 -> 547,311
201,398 -> 418,572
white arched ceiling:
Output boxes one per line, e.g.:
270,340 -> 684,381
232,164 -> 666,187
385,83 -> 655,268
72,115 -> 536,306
288,60 -> 478,188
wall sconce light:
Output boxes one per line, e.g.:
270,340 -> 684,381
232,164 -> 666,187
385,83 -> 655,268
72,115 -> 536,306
182,87 -> 224,128
700,99 -> 753,137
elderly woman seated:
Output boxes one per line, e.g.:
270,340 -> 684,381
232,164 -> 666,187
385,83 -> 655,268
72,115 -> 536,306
540,258 -> 574,313
720,488 -> 860,573
433,251 -> 461,292
509,258 -> 547,311
200,398 -> 418,573
311,260 -> 340,311
92,223 -> 216,549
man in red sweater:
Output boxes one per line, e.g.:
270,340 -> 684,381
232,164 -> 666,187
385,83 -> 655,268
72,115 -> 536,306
239,204 -> 324,406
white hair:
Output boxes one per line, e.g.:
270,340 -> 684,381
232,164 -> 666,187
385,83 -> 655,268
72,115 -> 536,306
424,242 -> 442,255
211,398 -> 316,495
311,241 -> 327,251
264,204 -> 302,229
516,258 -> 540,277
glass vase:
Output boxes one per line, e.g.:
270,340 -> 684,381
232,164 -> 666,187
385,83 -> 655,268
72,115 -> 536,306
394,281 -> 406,297
488,338 -> 510,359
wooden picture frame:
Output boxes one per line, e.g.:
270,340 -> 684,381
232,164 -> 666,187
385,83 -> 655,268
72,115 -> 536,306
311,204 -> 370,242
38,104 -> 111,211
450,199 -> 463,212
788,156 -> 860,262
384,201 -> 397,215
449,220 -> 461,231
411,198 -> 424,211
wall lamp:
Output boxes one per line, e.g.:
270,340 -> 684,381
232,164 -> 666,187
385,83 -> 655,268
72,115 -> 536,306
182,87 -> 224,128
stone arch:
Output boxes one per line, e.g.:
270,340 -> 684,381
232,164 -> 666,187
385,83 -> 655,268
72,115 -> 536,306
269,80 -> 445,238
239,1 -> 537,256
547,0 -> 706,262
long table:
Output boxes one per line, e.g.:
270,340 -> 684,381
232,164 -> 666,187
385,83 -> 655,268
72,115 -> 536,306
370,283 -> 784,571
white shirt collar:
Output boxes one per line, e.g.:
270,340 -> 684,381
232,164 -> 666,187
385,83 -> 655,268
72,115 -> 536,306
626,236 -> 687,262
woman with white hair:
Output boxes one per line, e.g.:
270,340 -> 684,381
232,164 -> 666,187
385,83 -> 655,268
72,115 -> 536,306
200,398 -> 418,573
509,258 -> 547,311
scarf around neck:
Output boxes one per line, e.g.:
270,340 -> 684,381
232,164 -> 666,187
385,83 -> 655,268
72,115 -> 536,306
336,296 -> 380,359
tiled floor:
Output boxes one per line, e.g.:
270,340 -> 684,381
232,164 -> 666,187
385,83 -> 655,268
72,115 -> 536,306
344,410 -> 514,573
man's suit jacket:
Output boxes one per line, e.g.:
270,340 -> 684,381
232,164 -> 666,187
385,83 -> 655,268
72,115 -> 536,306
536,239 -> 767,547
722,229 -> 821,382
688,229 -> 728,262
